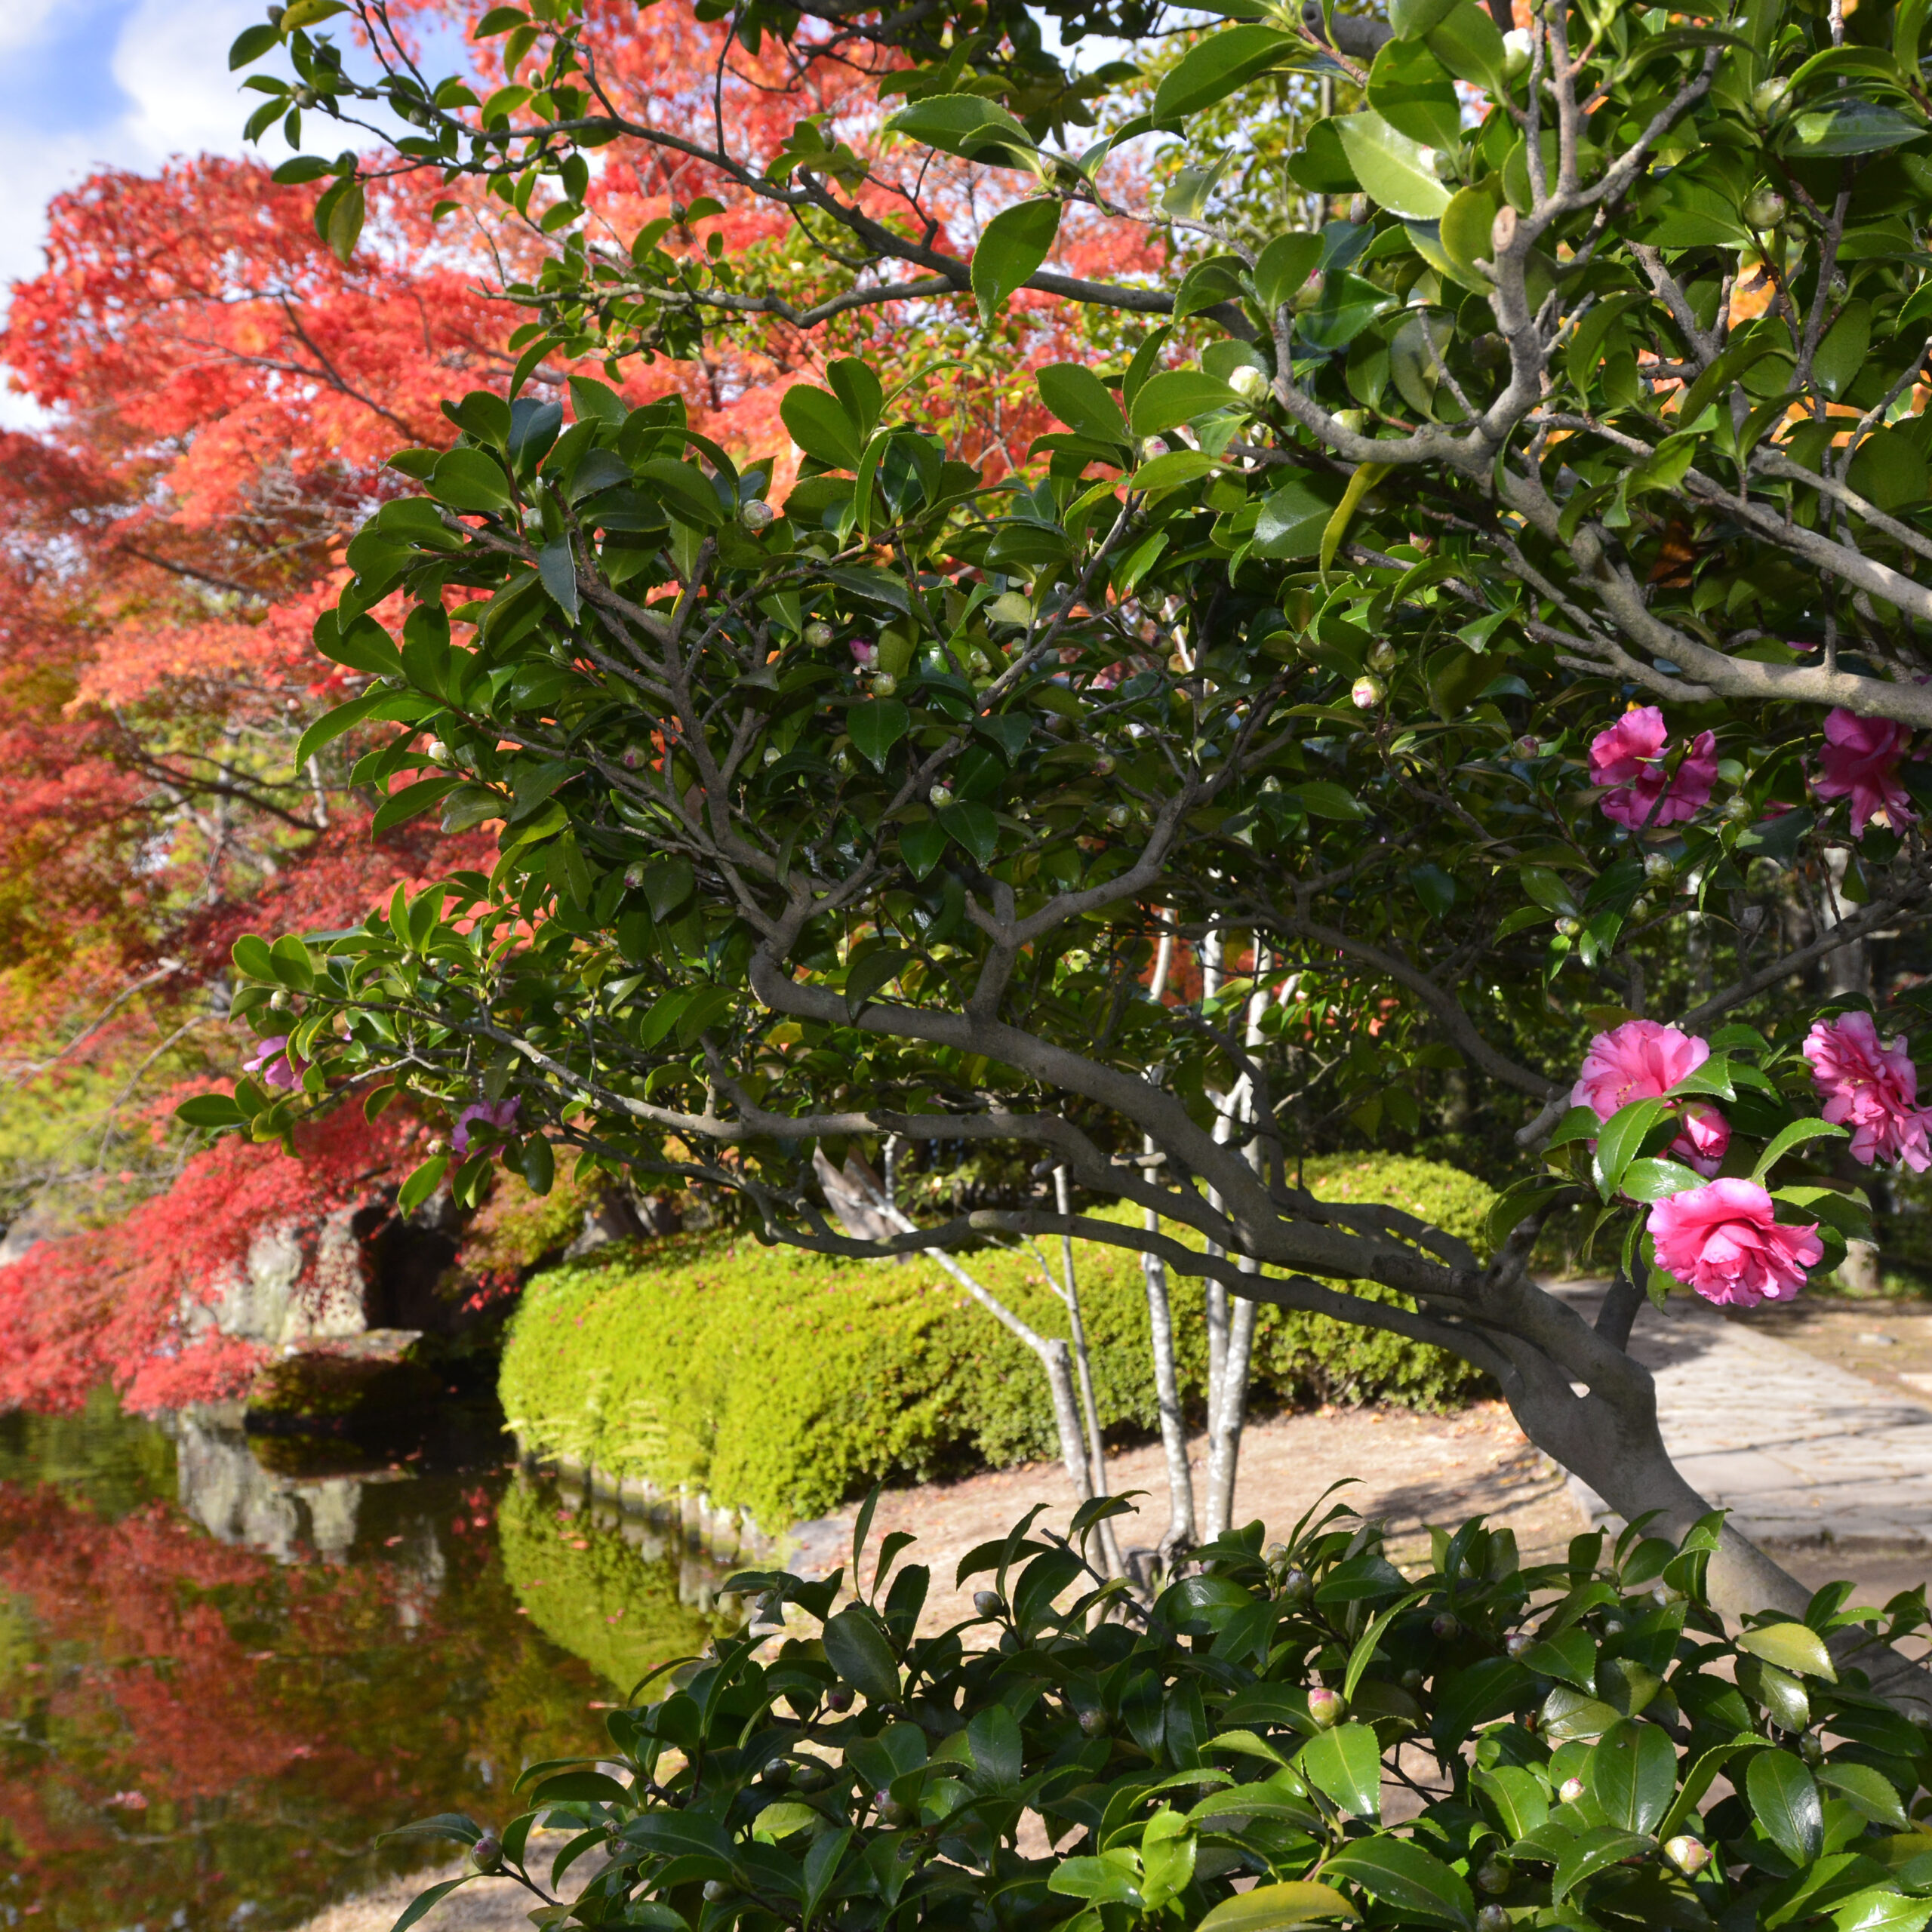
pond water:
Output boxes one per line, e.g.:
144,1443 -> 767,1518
0,1391 -> 742,1932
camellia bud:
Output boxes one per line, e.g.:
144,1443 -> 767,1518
823,1685 -> 855,1712
426,1136 -> 448,1156
425,738 -> 451,763
1502,26 -> 1533,78
1602,1616 -> 1625,1636
1351,675 -> 1384,709
1228,363 -> 1272,404
929,783 -> 955,808
269,989 -> 292,1012
1558,1777 -> 1585,1803
1504,1632 -> 1533,1658
1752,75 -> 1793,120
1475,1860 -> 1511,1895
876,1789 -> 912,1825
1265,1542 -> 1288,1563
1629,894 -> 1653,918
1334,408 -> 1370,435
470,1834 -> 503,1873
1091,754 -> 1115,776
1724,793 -> 1754,822
1306,1687 -> 1345,1728
1515,735 -> 1541,759
1282,1567 -> 1311,1602
1432,1612 -> 1460,1641
1664,1835 -> 1710,1875
1078,1706 -> 1110,1737
973,1589 -> 1004,1618
1367,641 -> 1396,673
703,1880 -> 733,1902
832,746 -> 854,776
1476,1908 -> 1510,1932
624,862 -> 647,890
763,744 -> 782,766
1555,916 -> 1582,938
762,1759 -> 791,1788
1401,1668 -> 1424,1690
741,499 -> 776,532
1799,1732 -> 1824,1764
1105,803 -> 1133,829
621,741 -> 648,770
872,671 -> 898,697
804,621 -> 835,649
1743,189 -> 1787,229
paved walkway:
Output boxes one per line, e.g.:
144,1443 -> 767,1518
1555,1282 -> 1932,1547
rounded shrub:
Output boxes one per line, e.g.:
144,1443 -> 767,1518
497,1155 -> 1496,1530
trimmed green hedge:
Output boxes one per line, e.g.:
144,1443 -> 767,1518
497,1155 -> 1495,1530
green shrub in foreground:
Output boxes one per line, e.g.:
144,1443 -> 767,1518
389,1497 -> 1932,1932
498,1158 -> 1496,1529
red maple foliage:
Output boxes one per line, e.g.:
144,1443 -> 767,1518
0,0 -> 1163,1407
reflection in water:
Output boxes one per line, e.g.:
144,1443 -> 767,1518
0,1390 -> 648,1932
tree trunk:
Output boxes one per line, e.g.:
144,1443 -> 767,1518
1054,1165 -> 1125,1577
1139,918 -> 1196,1567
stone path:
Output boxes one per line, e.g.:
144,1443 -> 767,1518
1556,1282 -> 1932,1549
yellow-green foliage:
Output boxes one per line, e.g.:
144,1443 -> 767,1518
496,1475 -> 736,1694
498,1156 -> 1495,1530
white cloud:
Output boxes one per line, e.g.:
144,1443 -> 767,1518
111,0 -> 286,164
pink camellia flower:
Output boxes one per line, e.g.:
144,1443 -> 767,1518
1571,1020 -> 1731,1173
1813,709 -> 1916,838
452,1097 -> 520,1155
242,1033 -> 305,1091
1648,1178 -> 1823,1308
1589,706 -> 1718,829
849,639 -> 876,668
1673,1100 -> 1733,1179
1804,1011 -> 1932,1171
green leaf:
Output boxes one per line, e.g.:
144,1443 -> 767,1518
635,458 -> 724,528
1334,110 -> 1453,220
1324,1839 -> 1474,1930
968,1703 -> 1025,1786
532,1770 -> 632,1803
781,385 -> 863,470
848,699 -> 909,771
1424,2 -> 1507,89
1130,369 -> 1241,436
269,936 -> 315,992
538,538 -> 580,619
1586,1720 -> 1677,1835
232,933 -> 276,981
1619,1158 -> 1705,1202
1367,38 -> 1461,149
1253,477 -> 1346,559
1832,1885 -> 1932,1932
1552,1826 -> 1655,1904
1748,1747 -> 1824,1866
1786,100 -> 1927,156
229,22 -> 281,67
1390,0 -> 1458,35
900,820 -> 946,880
1752,1118 -> 1849,1182
1591,1097 -> 1670,1199
1737,1619 -> 1837,1681
429,448 -> 513,512
389,1879 -> 472,1932
1152,25 -> 1298,121
1049,1854 -> 1144,1905
1820,1763 -> 1909,1830
372,777 -> 462,836
398,1155 -> 451,1215
1485,1177 -> 1574,1248
846,946 -> 913,1017
296,690 -> 390,768
177,1094 -> 247,1128
1036,364 -> 1130,445
1297,1723 -> 1382,1818
1254,232 -> 1323,313
822,1605 -> 900,1703
317,611 -> 404,679
939,800 -> 999,866
1196,1882 -> 1359,1931
1540,1684 -> 1623,1740
1291,781 -> 1367,820
973,200 -> 1062,322
887,94 -> 1038,168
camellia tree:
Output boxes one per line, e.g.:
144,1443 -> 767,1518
197,0 -> 1932,1677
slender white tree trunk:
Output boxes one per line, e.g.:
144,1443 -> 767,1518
1139,918 -> 1195,1562
1048,1164 -> 1125,1577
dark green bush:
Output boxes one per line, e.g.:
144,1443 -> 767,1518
498,1158 -> 1497,1530
389,1497 -> 1932,1932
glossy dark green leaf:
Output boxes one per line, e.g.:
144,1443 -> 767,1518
1151,25 -> 1297,121
1748,1747 -> 1824,1866
1324,1838 -> 1474,1930
972,199 -> 1061,321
